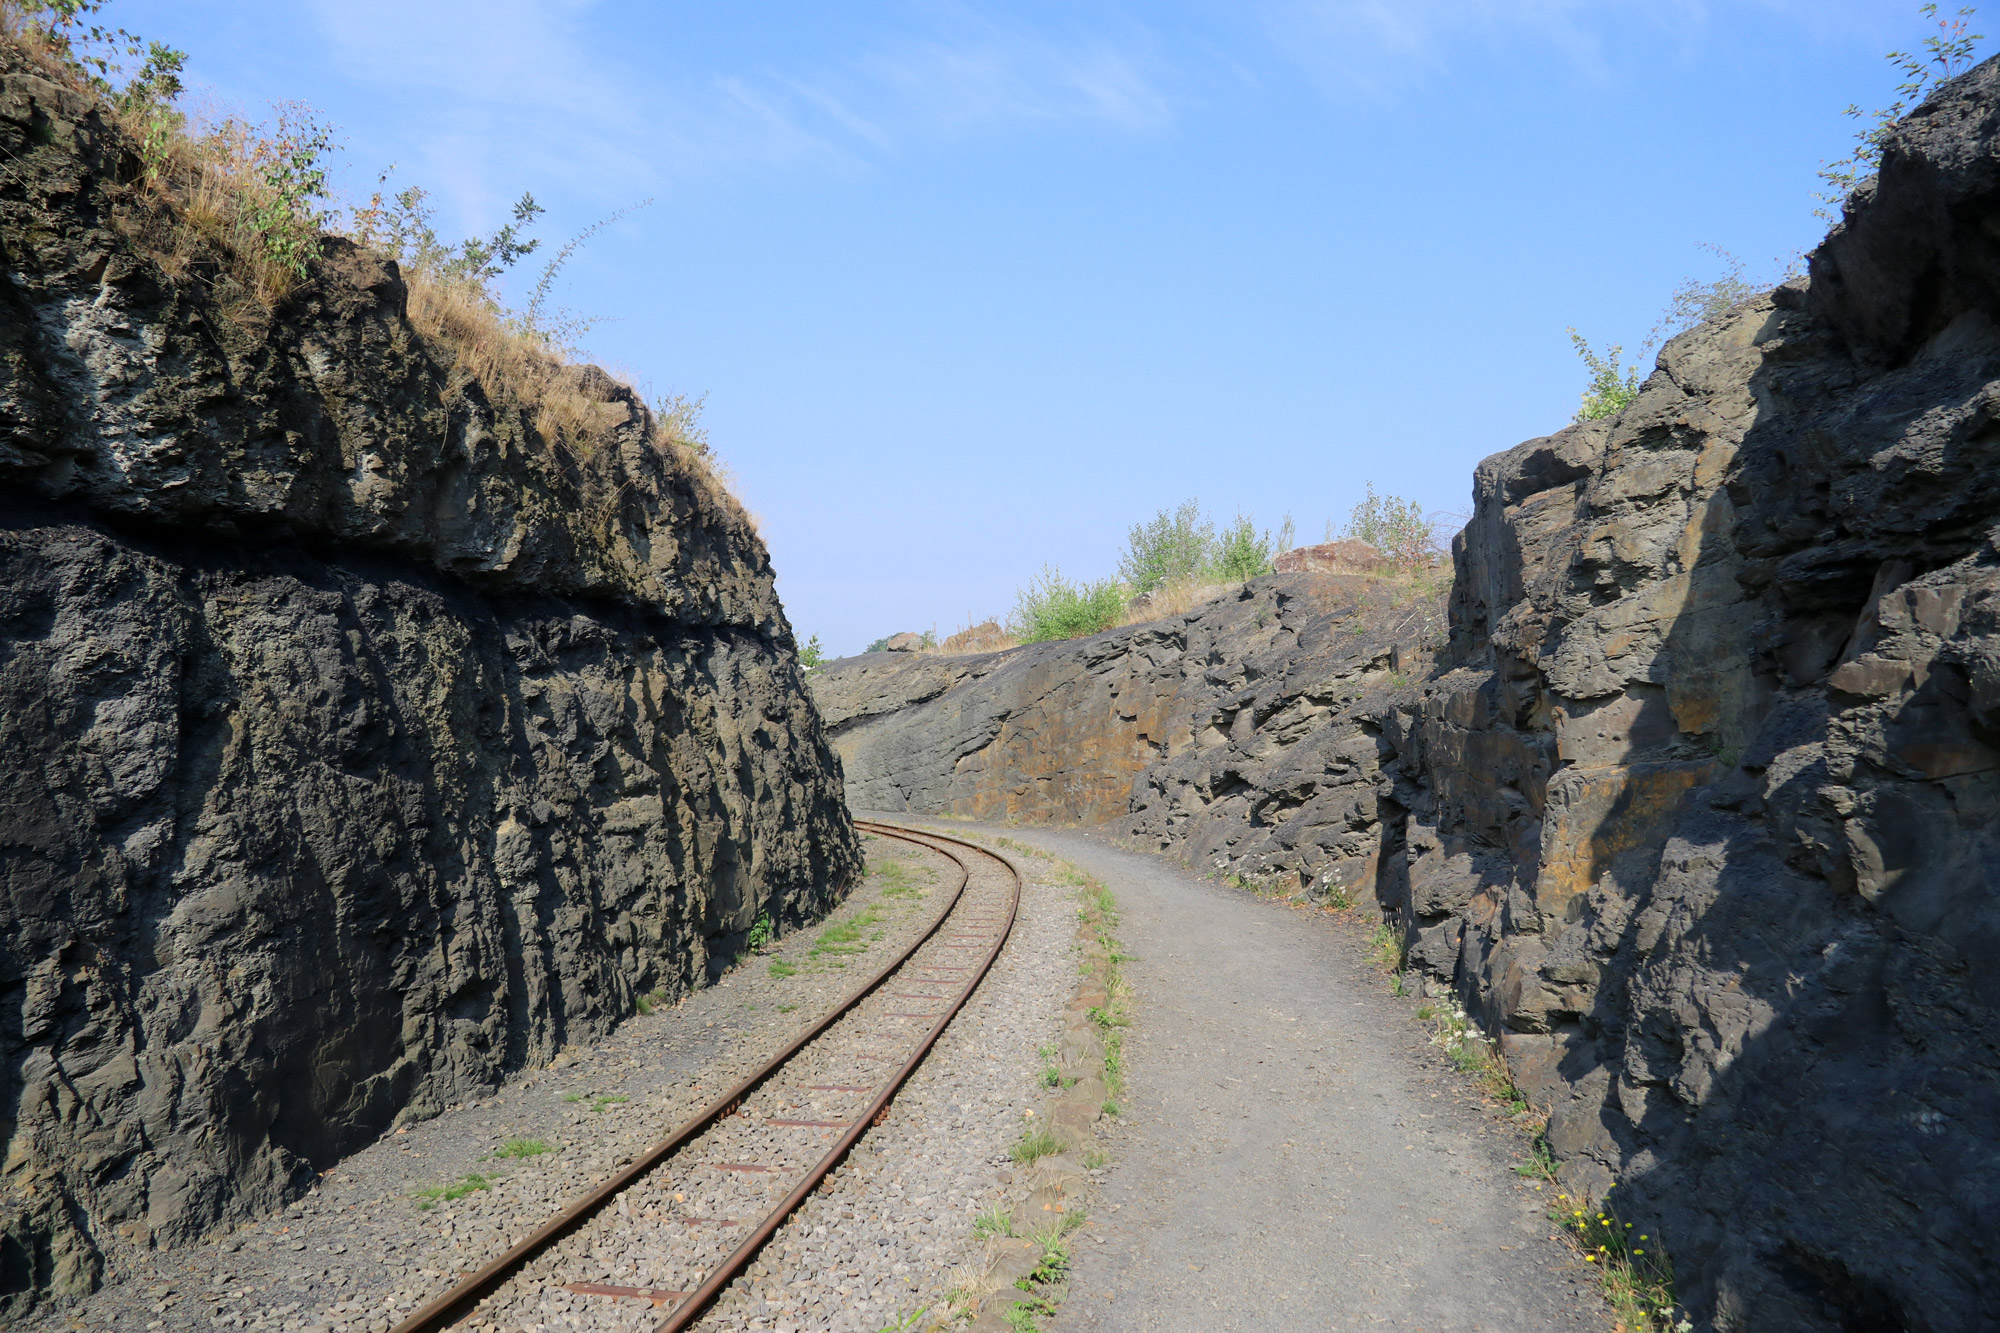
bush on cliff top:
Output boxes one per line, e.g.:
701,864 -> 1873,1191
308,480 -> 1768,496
1008,566 -> 1127,643
1119,499 -> 1293,595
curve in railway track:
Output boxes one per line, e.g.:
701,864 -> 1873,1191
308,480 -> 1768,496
387,819 -> 1021,1332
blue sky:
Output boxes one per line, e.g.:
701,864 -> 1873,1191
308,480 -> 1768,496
117,1 -> 1955,654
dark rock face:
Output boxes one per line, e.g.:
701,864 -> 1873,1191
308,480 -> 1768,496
812,59 -> 2000,1332
1387,59 -> 2000,1333
812,573 -> 1440,885
0,58 -> 857,1315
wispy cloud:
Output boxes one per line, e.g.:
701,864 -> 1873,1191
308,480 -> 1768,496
306,0 -> 1175,232
1253,0 -> 1724,93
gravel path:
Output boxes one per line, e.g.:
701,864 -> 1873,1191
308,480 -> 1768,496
966,826 -> 1607,1333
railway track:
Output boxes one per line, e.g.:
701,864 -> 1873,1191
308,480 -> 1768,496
387,819 -> 1021,1332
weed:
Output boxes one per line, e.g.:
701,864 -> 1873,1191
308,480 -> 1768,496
875,1306 -> 929,1333
1002,1293 -> 1059,1331
1036,1044 -> 1068,1089
1818,4 -> 1985,219
414,1173 -> 490,1209
634,993 -> 654,1015
1391,971 -> 1409,998
769,958 -> 797,979
745,915 -> 773,953
1011,1121 -> 1063,1167
1369,921 -> 1403,972
492,1138 -> 551,1159
1515,1133 -> 1559,1183
1100,1100 -> 1120,1118
811,904 -> 887,960
776,1002 -> 798,1013
1081,1147 -> 1110,1169
971,1205 -> 1015,1239
563,1092 -> 629,1114
1554,1189 -> 1690,1332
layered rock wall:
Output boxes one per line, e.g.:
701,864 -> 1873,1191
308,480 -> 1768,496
1382,62 -> 2000,1332
813,59 -> 2000,1331
0,57 -> 858,1315
814,574 -> 1439,890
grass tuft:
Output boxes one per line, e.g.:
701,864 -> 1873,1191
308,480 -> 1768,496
492,1138 -> 550,1159
414,1173 -> 490,1209
1010,1121 -> 1063,1167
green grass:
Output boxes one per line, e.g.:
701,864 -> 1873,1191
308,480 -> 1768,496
1370,921 -> 1403,972
811,904 -> 888,960
972,1204 -> 1015,1239
564,1092 -> 629,1114
414,1173 -> 491,1209
492,1138 -> 551,1159
873,857 -> 929,900
1011,1121 -> 1064,1166
768,958 -> 797,978
777,1002 -> 798,1013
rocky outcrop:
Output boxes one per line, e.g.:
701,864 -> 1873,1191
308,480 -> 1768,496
813,572 -> 1440,884
1274,538 -> 1389,576
1381,59 -> 2000,1333
0,56 -> 858,1315
813,58 -> 2000,1331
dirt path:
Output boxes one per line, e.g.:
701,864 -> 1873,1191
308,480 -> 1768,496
965,826 -> 1603,1333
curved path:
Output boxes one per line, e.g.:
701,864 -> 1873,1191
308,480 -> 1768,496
945,824 -> 1604,1333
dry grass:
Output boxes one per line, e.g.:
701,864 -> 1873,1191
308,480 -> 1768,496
1121,577 -> 1229,626
0,12 -> 743,518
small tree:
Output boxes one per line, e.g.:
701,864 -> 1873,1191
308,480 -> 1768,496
1567,329 -> 1642,422
1818,4 -> 1984,220
1119,500 -> 1214,595
1212,511 -> 1292,581
1340,484 -> 1440,569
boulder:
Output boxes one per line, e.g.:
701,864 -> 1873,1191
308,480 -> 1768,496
1274,539 -> 1390,575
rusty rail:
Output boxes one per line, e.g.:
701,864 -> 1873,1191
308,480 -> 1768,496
387,819 -> 1021,1333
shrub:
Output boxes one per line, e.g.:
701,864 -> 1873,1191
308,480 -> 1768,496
1817,4 -> 1984,219
798,634 -> 827,673
1008,565 -> 1125,643
1339,483 -> 1440,568
1567,329 -> 1643,422
1119,499 -> 1214,595
1212,510 -> 1292,582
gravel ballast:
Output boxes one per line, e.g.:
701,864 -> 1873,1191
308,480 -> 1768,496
25,828 -> 1094,1333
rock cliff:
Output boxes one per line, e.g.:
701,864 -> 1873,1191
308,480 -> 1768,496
1383,57 -> 2000,1332
0,56 -> 858,1315
813,57 -> 2000,1331
812,572 -> 1440,887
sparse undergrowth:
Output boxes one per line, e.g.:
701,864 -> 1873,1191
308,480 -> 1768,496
0,0 -> 739,520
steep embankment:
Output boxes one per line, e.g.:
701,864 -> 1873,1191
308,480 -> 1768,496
813,59 -> 2000,1333
813,573 -> 1441,887
0,58 -> 859,1315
